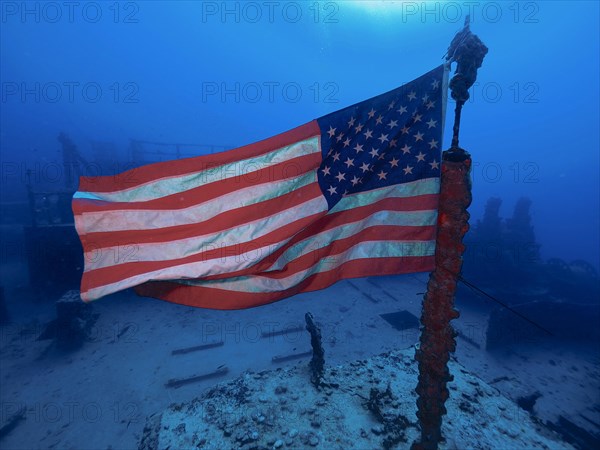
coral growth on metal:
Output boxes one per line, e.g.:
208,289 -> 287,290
412,150 -> 472,450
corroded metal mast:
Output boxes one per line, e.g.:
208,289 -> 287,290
412,16 -> 488,450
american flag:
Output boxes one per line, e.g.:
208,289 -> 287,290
73,64 -> 448,309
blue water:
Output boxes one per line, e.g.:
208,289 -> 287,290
1,2 -> 599,449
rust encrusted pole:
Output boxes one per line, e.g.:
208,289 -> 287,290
412,16 -> 487,450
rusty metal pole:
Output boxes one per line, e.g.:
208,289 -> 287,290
412,17 -> 487,450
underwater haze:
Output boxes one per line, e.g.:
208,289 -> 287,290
0,1 -> 599,450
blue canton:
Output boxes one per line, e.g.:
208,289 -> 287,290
316,65 -> 445,209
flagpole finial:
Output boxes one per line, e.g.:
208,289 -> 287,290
445,17 -> 488,149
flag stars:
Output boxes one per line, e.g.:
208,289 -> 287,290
414,131 -> 424,142
429,160 -> 440,170
426,118 -> 437,129
327,186 -> 337,195
368,108 -> 376,119
363,129 -> 373,140
407,91 -> 417,101
432,79 -> 440,89
376,115 -> 384,125
401,144 -> 411,154
416,152 -> 426,162
422,94 -> 429,103
332,151 -> 341,161
426,100 -> 436,110
428,138 -> 439,149
401,126 -> 410,135
327,126 -> 337,138
377,170 -> 388,180
355,123 -> 364,133
390,157 -> 400,168
403,165 -> 414,175
347,116 -> 356,128
388,100 -> 396,110
360,162 -> 370,173
335,172 -> 346,182
343,137 -> 351,147
369,147 -> 380,158
387,119 -> 398,129
321,166 -> 331,176
344,157 -> 355,168
350,175 -> 361,186
378,133 -> 389,144
413,113 -> 422,122
336,133 -> 344,142
389,139 -> 398,148
354,143 -> 364,153
397,105 -> 407,114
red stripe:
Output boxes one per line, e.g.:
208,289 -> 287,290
73,152 -> 321,214
80,181 -> 323,249
133,256 -> 435,310
79,121 -> 320,192
80,194 -> 436,290
80,210 -> 327,293
201,216 -> 435,282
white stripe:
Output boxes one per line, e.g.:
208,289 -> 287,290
84,193 -> 328,271
268,209 -> 436,272
76,170 -> 317,234
331,178 -> 439,214
181,240 -> 435,293
77,137 -> 320,202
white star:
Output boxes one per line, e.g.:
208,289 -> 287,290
432,79 -> 440,89
350,175 -> 361,186
369,147 -> 379,158
327,186 -> 337,195
360,162 -> 370,173
321,166 -> 331,176
390,157 -> 399,168
378,153 -> 386,160
377,170 -> 387,180
429,160 -> 440,170
347,116 -> 356,128
327,126 -> 336,138
336,132 -> 344,142
426,118 -> 437,129
389,139 -> 397,148
401,126 -> 410,135
367,108 -> 376,119
403,165 -> 413,175
426,100 -> 435,110
363,129 -> 373,140
407,91 -> 417,101
376,115 -> 384,125
355,123 -> 364,133
428,138 -> 439,149
388,100 -> 396,110
354,143 -> 364,153
378,133 -> 389,144
344,157 -> 354,168
401,144 -> 411,154
414,131 -> 424,142
397,105 -> 407,114
343,137 -> 351,147
416,152 -> 426,162
413,113 -> 422,122
422,93 -> 429,103
387,119 -> 398,129
332,151 -> 341,161
335,172 -> 345,182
